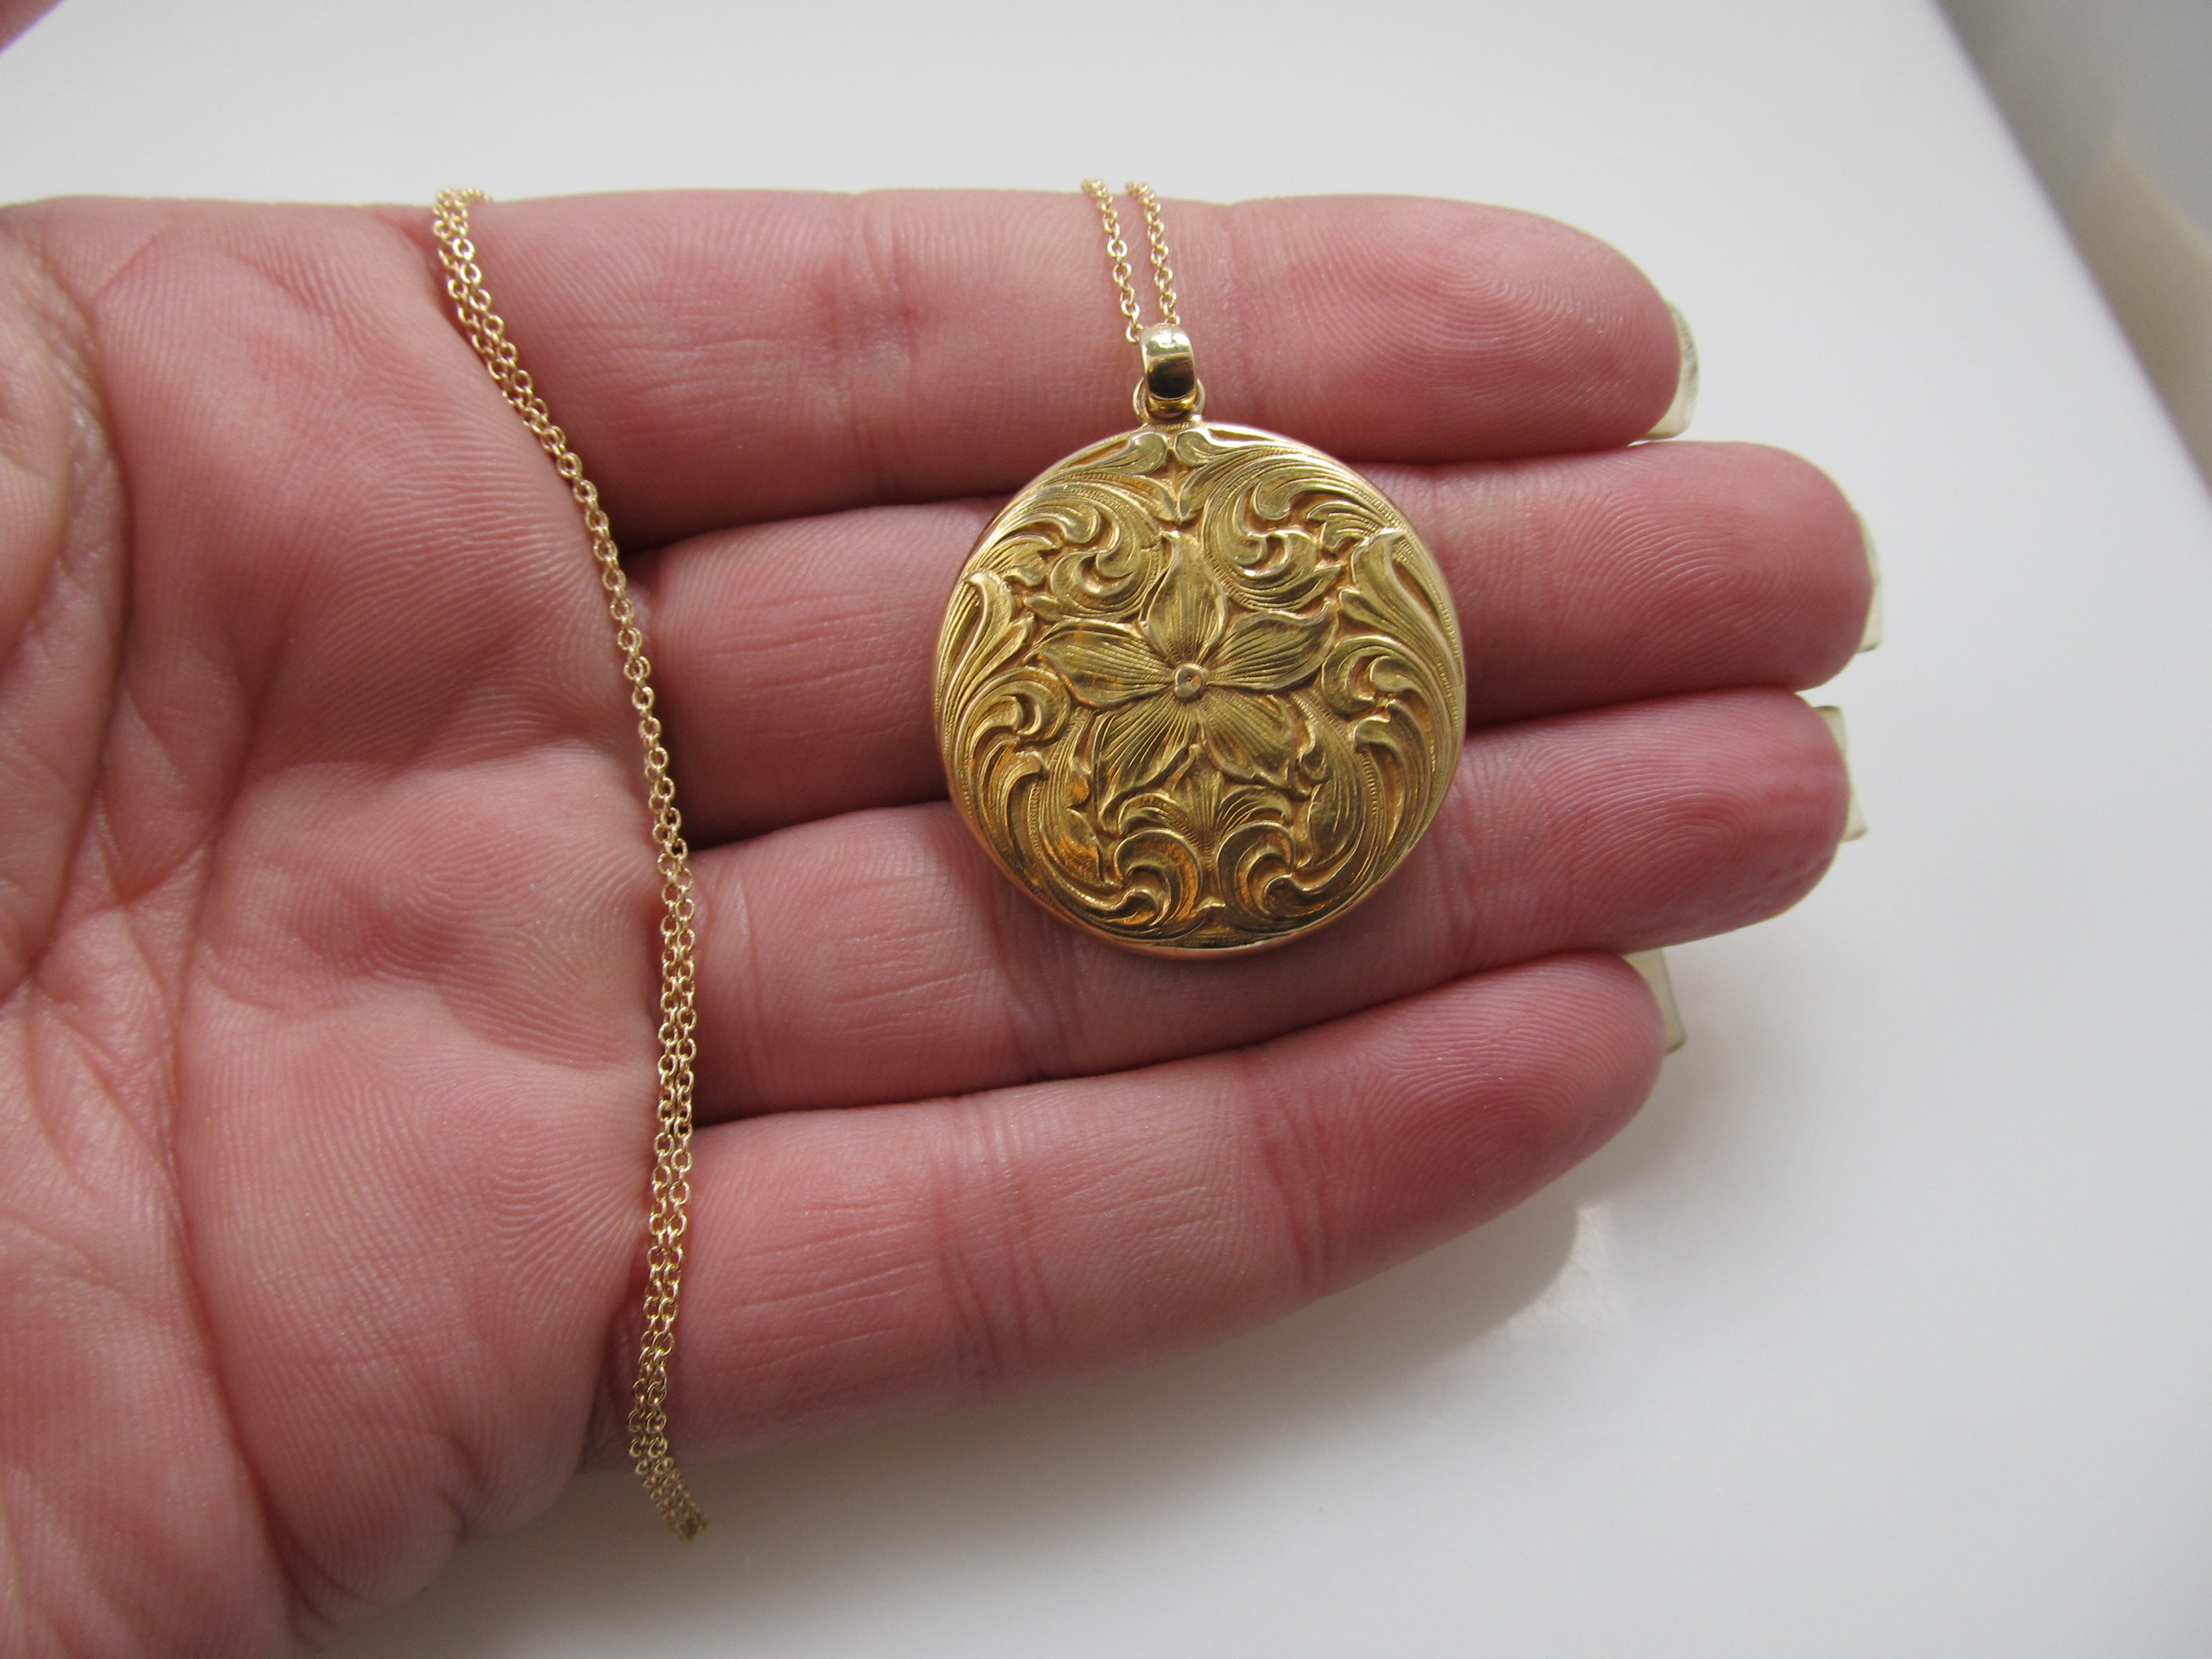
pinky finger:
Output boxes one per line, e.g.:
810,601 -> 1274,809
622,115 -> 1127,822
630,954 -> 1664,1465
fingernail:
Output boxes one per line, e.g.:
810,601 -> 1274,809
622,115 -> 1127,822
1856,515 -> 1884,653
1623,949 -> 1688,1053
1642,303 -> 1699,440
1811,705 -> 1869,841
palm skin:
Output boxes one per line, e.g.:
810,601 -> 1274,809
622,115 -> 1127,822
0,187 -> 1869,1656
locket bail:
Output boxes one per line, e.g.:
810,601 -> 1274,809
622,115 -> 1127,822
1137,320 -> 1204,424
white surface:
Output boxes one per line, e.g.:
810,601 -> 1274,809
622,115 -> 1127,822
8,2 -> 2212,1654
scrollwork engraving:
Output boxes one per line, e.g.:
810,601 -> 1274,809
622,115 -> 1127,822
934,423 -> 1466,954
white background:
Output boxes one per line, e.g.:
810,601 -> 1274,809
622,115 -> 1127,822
5,2 -> 2210,1654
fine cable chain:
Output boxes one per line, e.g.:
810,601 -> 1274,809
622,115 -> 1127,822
1082,178 -> 1180,340
1129,181 -> 1181,328
430,189 -> 708,1540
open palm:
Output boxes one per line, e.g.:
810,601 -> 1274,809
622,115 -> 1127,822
0,187 -> 1867,1654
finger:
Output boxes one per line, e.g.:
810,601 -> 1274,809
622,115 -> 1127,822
643,441 -> 1868,840
0,0 -> 58,53
635,954 -> 1659,1464
688,688 -> 1844,1119
383,189 -> 1681,543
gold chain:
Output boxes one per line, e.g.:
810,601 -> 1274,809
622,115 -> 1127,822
1082,179 -> 1179,340
430,189 -> 707,1540
1130,182 -> 1181,328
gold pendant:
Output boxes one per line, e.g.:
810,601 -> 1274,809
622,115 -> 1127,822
932,187 -> 1467,955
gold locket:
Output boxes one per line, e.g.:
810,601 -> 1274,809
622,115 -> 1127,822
932,181 -> 1467,955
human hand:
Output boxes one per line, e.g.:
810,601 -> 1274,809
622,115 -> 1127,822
0,187 -> 1869,1653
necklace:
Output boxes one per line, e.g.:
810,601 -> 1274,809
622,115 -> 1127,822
420,179 -> 1467,1540
431,191 -> 707,1540
932,181 -> 1468,954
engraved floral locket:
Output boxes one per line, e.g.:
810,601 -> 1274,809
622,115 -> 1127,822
932,182 -> 1467,955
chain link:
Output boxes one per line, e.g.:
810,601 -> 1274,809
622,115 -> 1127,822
430,189 -> 707,1541
1128,181 -> 1181,328
1082,178 -> 1179,340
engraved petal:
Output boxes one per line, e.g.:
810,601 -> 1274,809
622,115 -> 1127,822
1096,694 -> 1201,794
1038,624 -> 1171,706
1195,689 -> 1296,785
1141,534 -> 1225,666
1209,606 -> 1333,693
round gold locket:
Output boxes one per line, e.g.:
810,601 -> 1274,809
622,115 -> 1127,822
932,186 -> 1466,955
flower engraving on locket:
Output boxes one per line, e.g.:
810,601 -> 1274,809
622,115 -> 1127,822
934,421 -> 1466,954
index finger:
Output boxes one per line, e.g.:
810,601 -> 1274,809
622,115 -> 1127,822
384,189 -> 1683,543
